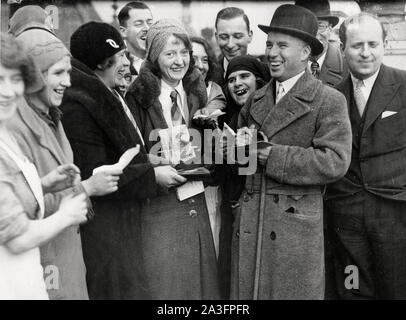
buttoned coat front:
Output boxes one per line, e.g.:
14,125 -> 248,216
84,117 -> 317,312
125,63 -> 220,300
230,70 -> 352,300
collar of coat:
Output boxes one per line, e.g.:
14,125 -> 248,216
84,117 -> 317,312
127,60 -> 207,110
247,69 -> 322,138
13,97 -> 72,164
64,58 -> 147,154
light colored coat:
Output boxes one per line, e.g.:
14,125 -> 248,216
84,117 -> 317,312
230,70 -> 352,300
9,98 -> 88,300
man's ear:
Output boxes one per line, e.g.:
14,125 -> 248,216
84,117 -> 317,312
383,37 -> 388,50
119,25 -> 127,39
301,44 -> 311,62
96,63 -> 105,71
248,30 -> 253,43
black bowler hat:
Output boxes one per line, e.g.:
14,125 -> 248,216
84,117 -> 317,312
295,0 -> 339,27
258,4 -> 323,56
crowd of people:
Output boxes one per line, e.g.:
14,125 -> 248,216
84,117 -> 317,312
1,0 -> 406,300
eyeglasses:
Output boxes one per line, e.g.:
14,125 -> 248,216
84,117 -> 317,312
317,22 -> 330,32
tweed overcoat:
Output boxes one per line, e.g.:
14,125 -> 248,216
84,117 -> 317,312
126,63 -> 220,300
230,70 -> 352,300
60,59 -> 158,300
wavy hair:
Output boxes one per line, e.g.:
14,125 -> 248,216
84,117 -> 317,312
0,32 -> 38,91
190,36 -> 222,86
147,32 -> 195,80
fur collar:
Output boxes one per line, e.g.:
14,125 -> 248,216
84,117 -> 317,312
128,60 -> 207,109
62,58 -> 146,155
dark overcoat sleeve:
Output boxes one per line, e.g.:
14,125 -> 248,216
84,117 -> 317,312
61,99 -> 157,201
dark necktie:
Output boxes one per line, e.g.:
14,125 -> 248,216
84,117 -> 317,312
170,90 -> 184,126
311,61 -> 320,78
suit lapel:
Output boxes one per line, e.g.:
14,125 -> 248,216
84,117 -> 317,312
250,71 -> 319,139
363,66 -> 400,132
337,76 -> 362,150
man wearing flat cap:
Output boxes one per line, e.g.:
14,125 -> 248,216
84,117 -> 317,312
229,4 -> 352,299
295,0 -> 348,87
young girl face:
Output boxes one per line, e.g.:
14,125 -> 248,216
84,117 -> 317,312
227,70 -> 257,107
37,55 -> 71,108
0,62 -> 25,122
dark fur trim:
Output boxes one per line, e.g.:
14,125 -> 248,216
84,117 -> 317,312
128,60 -> 207,109
62,58 -> 143,153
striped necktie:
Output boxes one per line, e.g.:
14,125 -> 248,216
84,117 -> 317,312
353,79 -> 367,116
170,90 -> 184,126
311,61 -> 320,78
275,83 -> 285,104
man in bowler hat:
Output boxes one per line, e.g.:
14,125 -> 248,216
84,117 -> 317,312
229,4 -> 352,299
295,0 -> 348,87
326,13 -> 406,299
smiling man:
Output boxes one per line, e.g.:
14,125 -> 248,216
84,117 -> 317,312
118,1 -> 153,74
215,7 -> 253,85
325,13 -> 406,300
229,4 -> 351,300
295,0 -> 348,87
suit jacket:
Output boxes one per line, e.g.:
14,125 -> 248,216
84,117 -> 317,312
9,98 -> 89,300
328,65 -> 406,202
318,43 -> 348,87
230,69 -> 352,299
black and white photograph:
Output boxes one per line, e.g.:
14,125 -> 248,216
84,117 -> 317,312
1,0 -> 406,308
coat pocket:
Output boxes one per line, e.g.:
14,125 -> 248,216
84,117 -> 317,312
280,194 -> 322,220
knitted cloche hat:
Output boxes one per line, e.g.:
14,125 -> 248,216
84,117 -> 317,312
16,29 -> 70,93
145,19 -> 189,63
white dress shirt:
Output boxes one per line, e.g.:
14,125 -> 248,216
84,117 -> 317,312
308,51 -> 327,72
275,70 -> 306,102
350,68 -> 380,103
159,80 -> 189,127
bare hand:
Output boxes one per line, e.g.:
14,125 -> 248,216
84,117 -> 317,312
41,164 -> 81,193
154,165 -> 187,188
83,168 -> 123,196
193,108 -> 211,117
57,193 -> 88,226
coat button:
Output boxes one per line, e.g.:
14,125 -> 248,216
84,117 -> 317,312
188,198 -> 195,204
273,195 -> 279,203
270,231 -> 276,240
243,193 -> 250,202
236,230 -> 240,238
188,209 -> 198,218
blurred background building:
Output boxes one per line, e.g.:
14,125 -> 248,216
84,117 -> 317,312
1,0 -> 405,69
